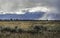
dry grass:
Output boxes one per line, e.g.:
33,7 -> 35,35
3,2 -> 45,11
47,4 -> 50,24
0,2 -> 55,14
0,20 -> 60,29
0,20 -> 60,38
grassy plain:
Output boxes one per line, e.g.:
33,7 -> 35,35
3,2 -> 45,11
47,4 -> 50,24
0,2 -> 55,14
0,20 -> 60,28
0,20 -> 60,38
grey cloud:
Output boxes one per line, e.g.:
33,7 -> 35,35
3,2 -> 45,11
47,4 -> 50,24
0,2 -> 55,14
0,0 -> 59,12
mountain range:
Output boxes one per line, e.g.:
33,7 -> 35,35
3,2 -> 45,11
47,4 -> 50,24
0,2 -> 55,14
0,11 -> 45,20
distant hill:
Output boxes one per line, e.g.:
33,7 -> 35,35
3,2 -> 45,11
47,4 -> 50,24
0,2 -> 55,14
0,12 -> 45,20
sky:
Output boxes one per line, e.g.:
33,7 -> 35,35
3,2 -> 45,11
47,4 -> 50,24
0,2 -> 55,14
0,0 -> 60,20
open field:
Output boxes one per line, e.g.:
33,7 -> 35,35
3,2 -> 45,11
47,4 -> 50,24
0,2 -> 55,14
0,20 -> 60,38
0,20 -> 60,28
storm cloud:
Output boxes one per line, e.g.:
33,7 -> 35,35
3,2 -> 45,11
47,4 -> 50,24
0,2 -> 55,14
0,0 -> 60,20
